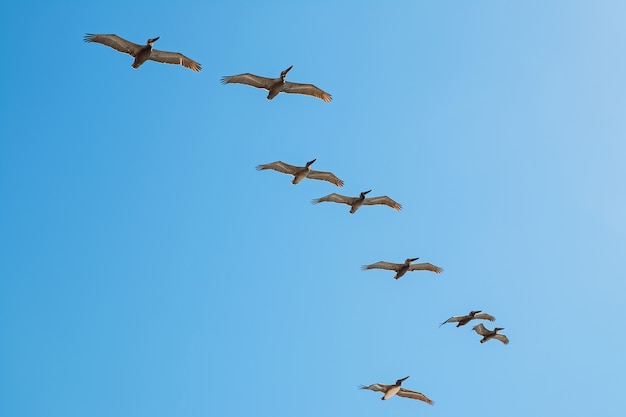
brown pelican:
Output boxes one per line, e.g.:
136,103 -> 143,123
256,159 -> 343,187
84,34 -> 201,71
312,190 -> 401,213
361,258 -> 443,279
472,324 -> 509,344
440,310 -> 496,327
360,376 -> 434,404
221,66 -> 331,102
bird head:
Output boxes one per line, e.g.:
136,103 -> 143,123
396,376 -> 410,385
470,310 -> 482,316
306,158 -> 317,167
360,190 -> 372,197
147,36 -> 160,45
406,257 -> 419,263
281,65 -> 294,80
495,327 -> 505,331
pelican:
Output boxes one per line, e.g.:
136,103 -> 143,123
360,376 -> 434,404
84,34 -> 201,71
312,190 -> 401,213
472,324 -> 509,344
440,310 -> 496,327
361,258 -> 443,279
221,66 -> 331,102
256,159 -> 343,187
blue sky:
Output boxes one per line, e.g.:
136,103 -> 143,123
1,1 -> 625,416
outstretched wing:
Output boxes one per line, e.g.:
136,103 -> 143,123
359,383 -> 389,393
493,334 -> 509,345
397,388 -> 434,405
472,323 -> 490,336
363,196 -> 402,211
361,261 -> 403,271
150,50 -> 202,71
439,315 -> 464,327
84,33 -> 142,56
312,193 -> 353,205
408,262 -> 443,273
307,170 -> 344,187
221,73 -> 275,89
282,81 -> 332,102
474,313 -> 496,322
256,161 -> 300,175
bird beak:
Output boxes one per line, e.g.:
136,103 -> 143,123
363,190 -> 372,195
409,257 -> 419,262
283,65 -> 294,74
399,376 -> 410,382
149,36 -> 160,43
307,158 -> 317,165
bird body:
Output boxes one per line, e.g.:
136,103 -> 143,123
292,163 -> 312,184
383,384 -> 402,400
312,190 -> 401,213
221,66 -> 332,102
132,37 -> 156,69
360,376 -> 433,404
472,324 -> 509,344
440,310 -> 496,327
84,34 -> 201,71
256,159 -> 343,187
362,258 -> 443,279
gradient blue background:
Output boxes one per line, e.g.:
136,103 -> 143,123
1,1 -> 625,416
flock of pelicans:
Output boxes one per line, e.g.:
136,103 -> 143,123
85,33 -> 510,408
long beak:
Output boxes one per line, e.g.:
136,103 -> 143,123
306,158 -> 317,166
409,257 -> 419,262
281,65 -> 293,77
149,36 -> 160,43
363,190 -> 372,195
399,376 -> 410,382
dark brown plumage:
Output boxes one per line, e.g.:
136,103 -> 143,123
312,190 -> 401,213
221,66 -> 331,102
84,34 -> 201,71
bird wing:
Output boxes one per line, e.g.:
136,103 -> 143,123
359,383 -> 389,393
472,323 -> 490,336
439,315 -> 464,327
397,388 -> 434,405
363,196 -> 402,210
361,261 -> 403,271
220,73 -> 275,89
307,170 -> 344,187
256,161 -> 300,175
84,33 -> 142,56
493,334 -> 509,345
149,49 -> 202,71
408,263 -> 443,273
474,313 -> 496,322
312,193 -> 353,205
282,81 -> 332,102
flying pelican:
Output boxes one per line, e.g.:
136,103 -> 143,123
256,159 -> 343,187
472,324 -> 509,344
84,34 -> 201,71
221,66 -> 331,102
312,190 -> 401,213
360,376 -> 434,404
361,257 -> 443,279
439,310 -> 496,327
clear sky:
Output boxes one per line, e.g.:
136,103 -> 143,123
1,1 -> 625,416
